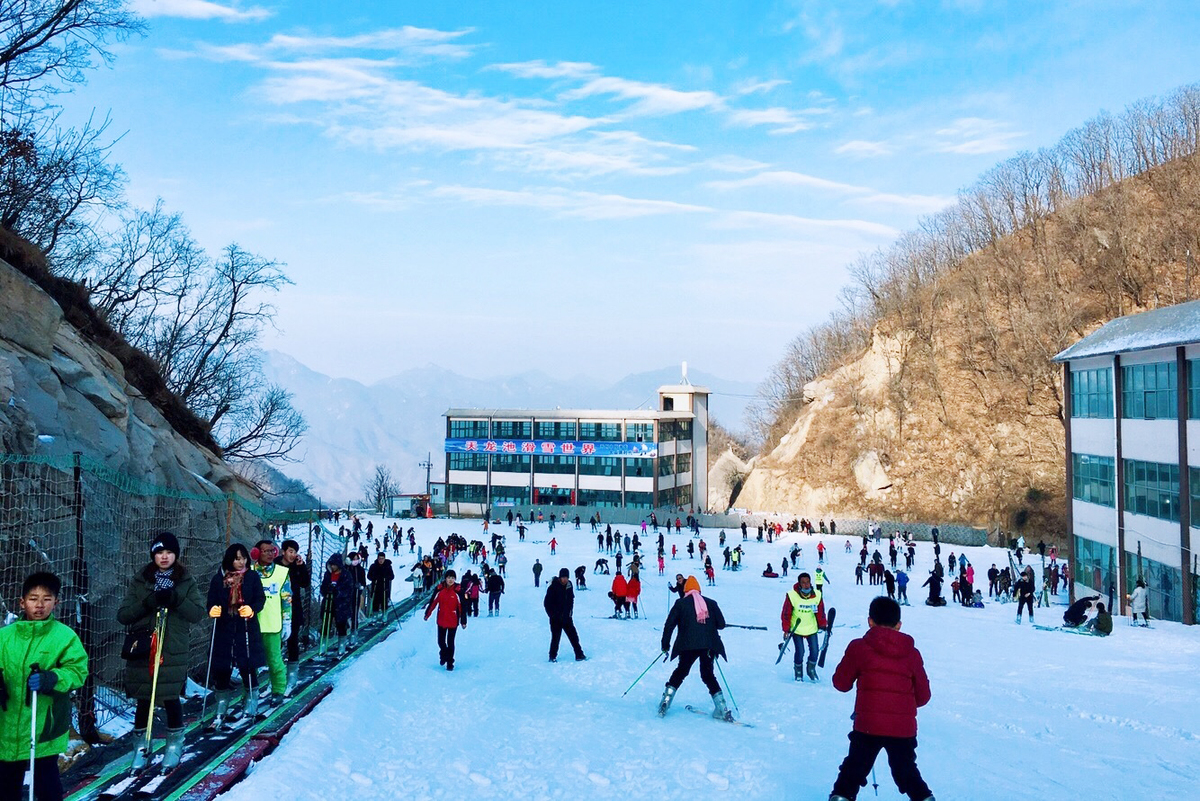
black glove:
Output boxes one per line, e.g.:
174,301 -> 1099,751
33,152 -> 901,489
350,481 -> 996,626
27,670 -> 57,693
154,588 -> 175,608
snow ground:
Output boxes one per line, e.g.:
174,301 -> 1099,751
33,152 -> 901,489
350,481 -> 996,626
223,516 -> 1200,801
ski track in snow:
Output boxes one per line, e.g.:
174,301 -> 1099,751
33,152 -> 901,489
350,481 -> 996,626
221,517 -> 1200,800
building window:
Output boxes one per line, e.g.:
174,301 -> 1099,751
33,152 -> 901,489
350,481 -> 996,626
676,452 -> 692,475
489,486 -> 529,506
1126,552 -> 1183,622
625,458 -> 653,478
659,421 -> 677,442
449,419 -> 489,439
676,485 -> 691,507
491,455 -> 531,473
579,422 -> 622,442
1122,362 -> 1177,420
625,491 -> 653,509
1189,361 -> 1200,419
448,453 -> 489,471
579,456 -> 621,477
1073,535 -> 1116,597
657,457 -> 674,477
533,455 -> 576,474
493,420 -> 532,439
1071,453 -> 1114,507
1123,458 -> 1180,522
577,489 -> 622,508
677,420 -> 693,440
1070,368 -> 1113,419
448,483 -> 487,503
535,421 -> 577,440
626,422 -> 653,443
1191,467 -> 1200,529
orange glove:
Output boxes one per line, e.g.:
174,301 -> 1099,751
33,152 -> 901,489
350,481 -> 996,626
238,605 -> 254,619
208,605 -> 222,618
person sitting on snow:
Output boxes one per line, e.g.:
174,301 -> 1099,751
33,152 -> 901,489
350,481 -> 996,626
762,563 -> 779,578
1063,595 -> 1101,628
1084,602 -> 1113,636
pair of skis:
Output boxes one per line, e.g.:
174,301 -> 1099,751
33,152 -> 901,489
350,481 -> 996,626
775,607 -> 837,668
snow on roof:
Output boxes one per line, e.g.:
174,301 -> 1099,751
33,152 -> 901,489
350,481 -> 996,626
1053,299 -> 1200,362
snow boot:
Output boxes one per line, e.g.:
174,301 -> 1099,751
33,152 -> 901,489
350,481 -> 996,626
213,689 -> 232,728
270,692 -> 285,708
794,664 -> 804,682
285,663 -> 299,696
657,684 -> 677,717
162,727 -> 185,770
1015,614 -> 1022,624
711,690 -> 734,722
246,690 -> 260,720
807,661 -> 819,681
130,730 -> 149,771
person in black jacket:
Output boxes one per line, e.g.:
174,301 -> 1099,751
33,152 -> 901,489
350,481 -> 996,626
368,553 -> 395,614
485,570 -> 505,616
277,539 -> 310,694
1014,570 -> 1036,624
922,572 -> 945,607
543,569 -> 586,662
657,576 -> 731,720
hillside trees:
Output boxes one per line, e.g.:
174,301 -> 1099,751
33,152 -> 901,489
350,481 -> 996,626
0,2 -> 305,461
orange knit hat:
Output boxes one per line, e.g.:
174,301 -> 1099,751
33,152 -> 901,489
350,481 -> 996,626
684,576 -> 702,594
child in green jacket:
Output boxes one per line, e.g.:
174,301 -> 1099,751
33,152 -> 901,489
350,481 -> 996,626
0,571 -> 89,801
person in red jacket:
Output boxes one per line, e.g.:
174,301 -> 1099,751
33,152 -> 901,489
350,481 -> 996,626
610,573 -> 628,618
424,570 -> 467,671
626,574 -> 641,619
829,597 -> 933,801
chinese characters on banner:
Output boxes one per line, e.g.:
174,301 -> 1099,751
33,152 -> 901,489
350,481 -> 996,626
447,439 -> 657,458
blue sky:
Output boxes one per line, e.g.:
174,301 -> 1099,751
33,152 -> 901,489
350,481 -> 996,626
57,0 -> 1200,390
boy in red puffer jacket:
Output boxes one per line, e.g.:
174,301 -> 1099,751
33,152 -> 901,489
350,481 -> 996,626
829,596 -> 934,801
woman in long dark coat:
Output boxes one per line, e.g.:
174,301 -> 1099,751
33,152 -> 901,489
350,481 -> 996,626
117,532 -> 204,769
206,543 -> 266,726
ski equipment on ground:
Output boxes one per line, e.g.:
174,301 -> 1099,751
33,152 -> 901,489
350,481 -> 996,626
817,607 -> 837,668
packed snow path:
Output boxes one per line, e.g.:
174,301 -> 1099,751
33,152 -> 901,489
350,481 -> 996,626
224,516 -> 1200,800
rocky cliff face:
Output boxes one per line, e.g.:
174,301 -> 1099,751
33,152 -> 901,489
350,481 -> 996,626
0,255 -> 257,507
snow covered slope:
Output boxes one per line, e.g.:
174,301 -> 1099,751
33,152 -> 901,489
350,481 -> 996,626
224,517 -> 1200,801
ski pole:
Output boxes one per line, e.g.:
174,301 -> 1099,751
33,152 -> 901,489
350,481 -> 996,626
715,658 -> 739,715
144,609 -> 168,761
775,616 -> 803,665
724,624 -> 767,630
29,662 -> 39,801
622,652 -> 668,697
871,767 -> 879,796
200,616 -> 218,722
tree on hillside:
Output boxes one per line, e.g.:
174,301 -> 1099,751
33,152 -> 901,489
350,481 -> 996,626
363,465 -> 399,513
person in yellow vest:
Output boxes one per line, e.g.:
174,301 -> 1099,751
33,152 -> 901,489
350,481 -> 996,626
252,539 -> 292,705
814,566 -> 829,594
780,572 -> 828,682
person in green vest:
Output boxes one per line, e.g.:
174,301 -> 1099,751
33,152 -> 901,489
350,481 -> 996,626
252,539 -> 292,705
0,571 -> 88,801
780,572 -> 828,682
814,566 -> 829,594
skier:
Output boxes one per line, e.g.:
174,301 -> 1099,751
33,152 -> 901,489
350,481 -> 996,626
781,572 -> 827,682
0,571 -> 88,801
687,540 -> 695,559
610,572 -> 629,618
251,540 -> 292,705
1063,594 -> 1101,628
319,554 -> 357,655
277,539 -> 310,694
424,570 -> 467,670
657,576 -> 731,720
117,533 -> 204,770
626,573 -> 642,618
1014,570 -> 1036,624
486,570 -> 505,616
896,570 -> 909,605
884,570 -> 896,600
922,572 -> 946,607
1084,603 -> 1113,636
549,537 -> 557,555
828,597 -> 933,801
533,559 -> 543,587
987,564 -> 999,597
1128,579 -> 1150,626
544,569 -> 586,661
817,542 -> 826,563
206,544 -> 266,729
814,566 -> 829,594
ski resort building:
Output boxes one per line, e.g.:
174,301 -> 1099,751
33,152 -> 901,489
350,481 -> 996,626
1054,299 -> 1200,624
442,383 -> 709,516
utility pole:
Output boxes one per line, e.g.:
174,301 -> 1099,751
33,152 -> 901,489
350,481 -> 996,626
419,452 -> 433,497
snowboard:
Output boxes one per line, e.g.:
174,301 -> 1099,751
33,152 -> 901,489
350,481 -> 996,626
817,607 -> 837,668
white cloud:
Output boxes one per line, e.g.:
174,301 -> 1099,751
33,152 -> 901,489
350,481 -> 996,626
715,210 -> 898,238
934,117 -> 1024,154
561,76 -> 723,116
857,192 -> 955,214
835,139 -> 892,157
734,78 -> 790,95
430,185 -> 710,220
264,27 -> 476,60
707,170 -> 864,193
702,155 -> 772,173
132,0 -> 270,21
726,107 -> 812,134
490,60 -> 600,79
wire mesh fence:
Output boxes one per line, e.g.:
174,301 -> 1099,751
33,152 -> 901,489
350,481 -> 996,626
0,452 -> 342,741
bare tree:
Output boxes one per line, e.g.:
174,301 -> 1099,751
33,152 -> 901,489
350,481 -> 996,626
363,465 -> 399,513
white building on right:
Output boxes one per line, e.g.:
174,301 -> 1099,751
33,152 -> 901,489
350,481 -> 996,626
1053,299 -> 1200,624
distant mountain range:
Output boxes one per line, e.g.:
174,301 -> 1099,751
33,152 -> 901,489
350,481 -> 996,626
260,350 -> 756,504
